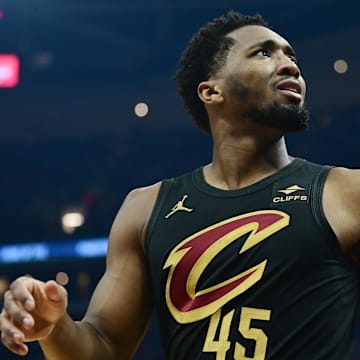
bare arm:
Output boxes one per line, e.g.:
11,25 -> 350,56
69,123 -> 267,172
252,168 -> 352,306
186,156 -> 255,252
1,183 -> 161,360
323,167 -> 360,258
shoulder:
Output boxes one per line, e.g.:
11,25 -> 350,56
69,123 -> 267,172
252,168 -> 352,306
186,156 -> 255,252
323,166 -> 360,256
325,166 -> 360,186
324,167 -> 360,207
125,182 -> 163,206
121,181 -> 163,215
108,182 -> 162,252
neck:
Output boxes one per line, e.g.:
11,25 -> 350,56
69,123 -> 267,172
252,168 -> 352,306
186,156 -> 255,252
204,122 -> 292,190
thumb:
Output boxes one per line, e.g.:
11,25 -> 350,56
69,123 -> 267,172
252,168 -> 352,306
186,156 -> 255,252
44,280 -> 67,304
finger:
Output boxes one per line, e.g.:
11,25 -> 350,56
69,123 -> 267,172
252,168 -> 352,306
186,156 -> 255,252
0,313 -> 28,356
44,280 -> 67,304
3,291 -> 34,330
0,310 -> 25,341
1,333 -> 29,356
9,277 -> 37,311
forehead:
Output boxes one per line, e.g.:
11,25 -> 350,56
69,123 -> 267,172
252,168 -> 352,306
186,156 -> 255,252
227,25 -> 292,50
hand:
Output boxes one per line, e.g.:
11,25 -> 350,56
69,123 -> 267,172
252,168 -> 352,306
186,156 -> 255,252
0,276 -> 68,356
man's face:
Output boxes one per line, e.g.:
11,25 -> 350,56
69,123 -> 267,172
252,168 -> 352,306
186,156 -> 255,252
216,25 -> 309,131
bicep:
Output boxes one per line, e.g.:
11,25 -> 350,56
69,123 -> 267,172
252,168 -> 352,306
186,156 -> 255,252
83,264 -> 152,358
323,168 -> 360,254
81,190 -> 155,358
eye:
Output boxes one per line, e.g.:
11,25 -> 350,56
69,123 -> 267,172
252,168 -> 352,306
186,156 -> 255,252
254,49 -> 271,57
288,55 -> 298,64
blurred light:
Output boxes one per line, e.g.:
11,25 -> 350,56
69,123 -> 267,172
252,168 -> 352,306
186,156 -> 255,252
62,211 -> 85,234
77,272 -> 90,287
82,191 -> 97,208
0,237 -> 108,264
0,243 -> 49,263
0,54 -> 20,88
77,272 -> 90,298
75,239 -> 108,258
0,9 -> 4,19
62,224 -> 75,234
134,102 -> 149,117
333,59 -> 348,74
62,211 -> 85,228
56,272 -> 69,286
31,52 -> 53,69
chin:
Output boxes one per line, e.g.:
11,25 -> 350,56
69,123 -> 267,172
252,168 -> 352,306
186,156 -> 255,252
249,102 -> 310,132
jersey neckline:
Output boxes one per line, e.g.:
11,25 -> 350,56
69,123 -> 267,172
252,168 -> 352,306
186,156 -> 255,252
192,157 -> 306,197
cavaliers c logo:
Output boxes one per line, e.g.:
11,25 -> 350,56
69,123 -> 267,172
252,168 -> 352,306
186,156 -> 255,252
163,210 -> 289,324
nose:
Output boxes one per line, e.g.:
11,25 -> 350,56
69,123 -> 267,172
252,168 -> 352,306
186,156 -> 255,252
276,55 -> 301,78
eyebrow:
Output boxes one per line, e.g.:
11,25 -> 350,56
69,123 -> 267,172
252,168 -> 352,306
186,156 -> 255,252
247,39 -> 297,58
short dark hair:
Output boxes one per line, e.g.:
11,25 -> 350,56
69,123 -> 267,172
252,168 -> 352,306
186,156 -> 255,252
174,11 -> 268,134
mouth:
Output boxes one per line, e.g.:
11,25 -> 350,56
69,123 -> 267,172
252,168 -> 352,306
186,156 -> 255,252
275,79 -> 303,102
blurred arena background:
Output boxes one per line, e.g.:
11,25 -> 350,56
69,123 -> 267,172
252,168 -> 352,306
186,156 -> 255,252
0,0 -> 359,358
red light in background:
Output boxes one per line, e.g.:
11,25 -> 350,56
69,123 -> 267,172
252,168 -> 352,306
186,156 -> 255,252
0,54 -> 20,88
0,9 -> 4,19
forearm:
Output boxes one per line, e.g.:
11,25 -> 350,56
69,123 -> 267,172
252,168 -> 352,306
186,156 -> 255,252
39,313 -> 116,360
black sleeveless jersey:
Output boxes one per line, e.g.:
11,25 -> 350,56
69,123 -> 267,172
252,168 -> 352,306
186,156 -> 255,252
145,158 -> 360,360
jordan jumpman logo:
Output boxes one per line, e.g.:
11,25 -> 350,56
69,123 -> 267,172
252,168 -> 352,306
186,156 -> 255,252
165,195 -> 194,219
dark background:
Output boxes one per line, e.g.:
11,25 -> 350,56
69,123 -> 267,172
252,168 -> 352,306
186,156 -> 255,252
0,0 -> 359,359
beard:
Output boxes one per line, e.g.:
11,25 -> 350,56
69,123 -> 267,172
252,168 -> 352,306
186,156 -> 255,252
228,77 -> 310,132
247,102 -> 310,132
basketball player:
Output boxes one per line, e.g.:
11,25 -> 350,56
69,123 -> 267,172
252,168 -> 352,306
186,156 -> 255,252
1,11 -> 359,360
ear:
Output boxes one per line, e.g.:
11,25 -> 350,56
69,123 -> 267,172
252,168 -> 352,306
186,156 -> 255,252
197,81 -> 224,105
